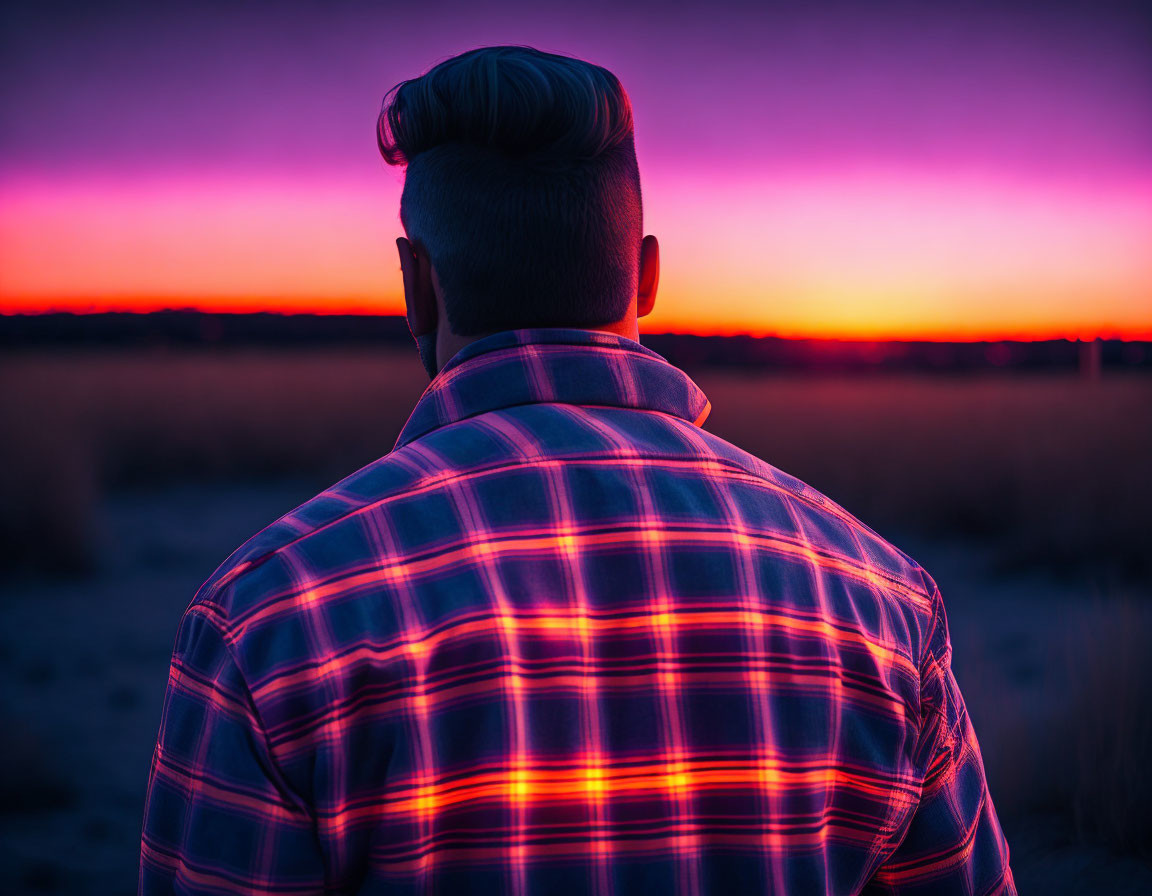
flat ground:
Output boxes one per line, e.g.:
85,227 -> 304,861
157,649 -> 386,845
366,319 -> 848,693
1,484 -> 1148,894
1,351 -> 1149,892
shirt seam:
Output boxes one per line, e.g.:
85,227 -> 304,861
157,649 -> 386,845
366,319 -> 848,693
183,604 -> 317,823
975,859 -> 1013,896
201,424 -> 931,616
395,391 -> 706,450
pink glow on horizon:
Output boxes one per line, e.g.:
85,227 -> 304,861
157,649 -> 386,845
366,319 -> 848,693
2,165 -> 1150,340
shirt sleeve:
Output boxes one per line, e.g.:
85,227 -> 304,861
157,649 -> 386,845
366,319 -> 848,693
139,606 -> 327,895
863,586 -> 1017,896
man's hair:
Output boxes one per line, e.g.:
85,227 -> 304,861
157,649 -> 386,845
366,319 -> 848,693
377,45 -> 643,336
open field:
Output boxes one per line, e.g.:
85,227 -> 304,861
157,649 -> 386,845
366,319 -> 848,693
2,347 -> 1149,582
1,347 -> 1150,892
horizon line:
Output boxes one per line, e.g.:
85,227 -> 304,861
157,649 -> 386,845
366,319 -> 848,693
3,306 -> 1150,344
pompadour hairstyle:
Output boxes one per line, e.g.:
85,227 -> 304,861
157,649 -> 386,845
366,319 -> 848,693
377,45 -> 643,336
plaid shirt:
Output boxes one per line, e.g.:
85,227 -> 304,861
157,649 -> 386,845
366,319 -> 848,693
140,327 -> 1014,895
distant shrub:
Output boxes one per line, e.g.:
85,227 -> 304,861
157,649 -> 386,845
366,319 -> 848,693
954,583 -> 1152,860
0,714 -> 79,814
1066,588 -> 1152,857
0,383 -> 98,575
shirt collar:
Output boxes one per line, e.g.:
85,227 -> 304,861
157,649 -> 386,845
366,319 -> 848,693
393,327 -> 712,451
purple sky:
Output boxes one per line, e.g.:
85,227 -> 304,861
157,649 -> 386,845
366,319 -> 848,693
3,0 -> 1148,178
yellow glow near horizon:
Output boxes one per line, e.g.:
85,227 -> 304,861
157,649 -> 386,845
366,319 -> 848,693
1,167 -> 1149,340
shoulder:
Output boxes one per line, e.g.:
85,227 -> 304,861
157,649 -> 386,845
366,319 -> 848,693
680,423 -> 944,675
184,442 -> 444,628
676,420 -> 940,611
186,408 -> 591,628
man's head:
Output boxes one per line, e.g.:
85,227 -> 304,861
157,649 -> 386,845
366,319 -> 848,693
377,45 -> 658,377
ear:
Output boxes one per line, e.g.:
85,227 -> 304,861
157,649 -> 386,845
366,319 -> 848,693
397,237 -> 438,336
637,234 -> 659,318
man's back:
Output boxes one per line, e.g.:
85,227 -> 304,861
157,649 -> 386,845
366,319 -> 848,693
141,328 -> 1014,895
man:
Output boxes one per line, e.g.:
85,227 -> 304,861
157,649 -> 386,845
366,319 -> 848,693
140,45 -> 1015,895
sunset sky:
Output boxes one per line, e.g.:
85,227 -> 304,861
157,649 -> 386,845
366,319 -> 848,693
1,0 -> 1149,339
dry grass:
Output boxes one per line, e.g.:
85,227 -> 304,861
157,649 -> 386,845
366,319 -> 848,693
2,347 -> 1150,862
695,369 -> 1152,581
952,584 -> 1152,859
1066,589 -> 1152,856
0,348 -> 426,573
2,349 -> 1149,583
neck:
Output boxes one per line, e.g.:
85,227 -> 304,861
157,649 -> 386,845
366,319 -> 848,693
437,311 -> 640,372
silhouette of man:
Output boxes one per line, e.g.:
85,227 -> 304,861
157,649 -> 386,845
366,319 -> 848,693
141,45 -> 1015,896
